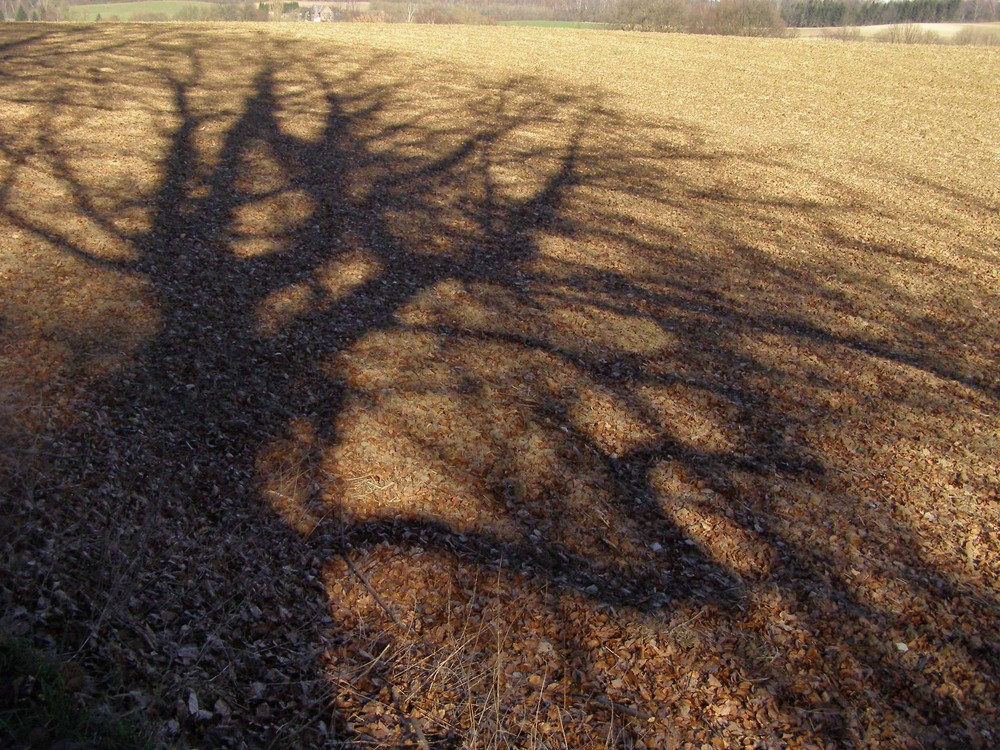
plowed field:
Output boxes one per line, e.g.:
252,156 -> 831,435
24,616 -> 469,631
2,24 -> 998,749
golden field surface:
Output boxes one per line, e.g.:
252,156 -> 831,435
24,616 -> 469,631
1,23 -> 998,749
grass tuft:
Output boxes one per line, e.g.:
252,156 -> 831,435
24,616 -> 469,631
0,635 -> 152,750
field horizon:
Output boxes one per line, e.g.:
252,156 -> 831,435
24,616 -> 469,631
794,20 -> 1000,39
2,23 -> 998,749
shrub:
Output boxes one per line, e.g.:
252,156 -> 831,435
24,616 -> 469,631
612,0 -> 787,36
691,0 -> 788,36
873,23 -> 943,43
822,25 -> 863,41
174,5 -> 213,21
952,25 -> 1000,45
353,10 -> 391,22
413,4 -> 496,24
612,0 -> 688,31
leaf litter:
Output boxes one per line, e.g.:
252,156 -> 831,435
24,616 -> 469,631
1,23 -> 998,750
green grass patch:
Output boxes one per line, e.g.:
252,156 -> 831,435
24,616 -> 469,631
66,1 -> 215,21
0,634 -> 151,749
499,20 -> 613,29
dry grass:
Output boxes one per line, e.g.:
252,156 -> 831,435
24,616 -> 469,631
1,22 -> 998,749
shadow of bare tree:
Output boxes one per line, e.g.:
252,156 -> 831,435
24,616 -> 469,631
1,25 -> 998,749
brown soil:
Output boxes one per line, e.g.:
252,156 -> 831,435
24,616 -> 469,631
1,23 -> 998,749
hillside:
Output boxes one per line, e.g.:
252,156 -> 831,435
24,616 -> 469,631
1,24 -> 998,748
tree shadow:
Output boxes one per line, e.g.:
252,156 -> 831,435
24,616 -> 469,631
1,25 -> 998,749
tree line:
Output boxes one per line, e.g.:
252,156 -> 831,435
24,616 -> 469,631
377,0 -> 999,25
1,0 -> 58,21
2,0 -> 997,26
406,0 -> 999,23
781,0 -> 998,26
0,0 -> 274,21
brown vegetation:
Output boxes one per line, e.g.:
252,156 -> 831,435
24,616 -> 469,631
1,24 -> 998,749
